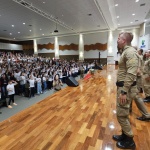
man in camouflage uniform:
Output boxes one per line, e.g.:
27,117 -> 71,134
143,50 -> 150,102
113,32 -> 137,149
137,49 -> 144,93
129,49 -> 150,121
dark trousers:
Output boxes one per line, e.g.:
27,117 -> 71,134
20,84 -> 25,95
1,85 -> 7,99
29,87 -> 35,98
47,81 -> 53,89
8,94 -> 14,105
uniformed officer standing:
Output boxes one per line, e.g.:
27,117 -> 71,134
143,50 -> 150,102
137,49 -> 144,93
113,32 -> 138,149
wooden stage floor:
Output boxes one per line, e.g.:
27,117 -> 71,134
0,65 -> 150,150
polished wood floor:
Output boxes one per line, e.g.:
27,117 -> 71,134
0,65 -> 150,150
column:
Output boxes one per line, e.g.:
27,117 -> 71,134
107,31 -> 114,64
79,34 -> 84,61
55,36 -> 59,59
33,39 -> 38,55
139,22 -> 146,37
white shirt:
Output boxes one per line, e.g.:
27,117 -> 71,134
29,79 -> 35,87
36,78 -> 41,83
7,83 -> 15,95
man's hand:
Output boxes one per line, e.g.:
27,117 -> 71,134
119,94 -> 127,105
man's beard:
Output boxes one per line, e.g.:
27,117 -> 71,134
117,46 -> 122,54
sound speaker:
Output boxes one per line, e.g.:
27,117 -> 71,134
97,65 -> 103,70
66,77 -> 79,87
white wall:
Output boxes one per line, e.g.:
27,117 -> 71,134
145,26 -> 150,35
84,32 -> 108,58
0,43 -> 23,50
37,32 -> 108,58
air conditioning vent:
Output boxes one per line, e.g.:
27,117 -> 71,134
140,3 -> 145,6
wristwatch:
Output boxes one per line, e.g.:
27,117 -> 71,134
121,90 -> 127,95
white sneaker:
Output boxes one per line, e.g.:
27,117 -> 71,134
13,103 -> 17,106
8,105 -> 13,108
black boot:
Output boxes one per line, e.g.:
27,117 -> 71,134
143,97 -> 150,102
116,136 -> 136,149
112,132 -> 126,141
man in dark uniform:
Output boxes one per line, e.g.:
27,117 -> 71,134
113,32 -> 138,149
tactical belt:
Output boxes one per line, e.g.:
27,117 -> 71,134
116,81 -> 136,87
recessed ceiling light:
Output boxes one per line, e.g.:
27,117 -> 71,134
12,25 -> 14,27
29,30 -> 31,32
14,38 -> 15,39
115,4 -> 118,6
117,16 -> 119,18
42,34 -> 44,35
18,32 -> 20,33
62,14 -> 64,17
43,2 -> 45,4
130,22 -> 133,24
118,24 -> 120,25
10,33 -> 12,35
135,0 -> 139,2
40,29 -> 42,30
132,14 -> 135,16
23,23 -> 25,25
144,19 -> 147,22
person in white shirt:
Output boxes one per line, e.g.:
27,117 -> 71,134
47,72 -> 53,90
36,75 -> 42,94
28,76 -> 35,98
20,72 -> 26,96
6,80 -> 18,108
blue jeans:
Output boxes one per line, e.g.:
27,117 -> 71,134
43,81 -> 47,91
37,82 -> 42,94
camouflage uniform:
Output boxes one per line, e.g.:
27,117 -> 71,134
117,46 -> 138,137
143,58 -> 150,98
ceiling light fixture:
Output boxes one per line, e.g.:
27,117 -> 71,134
144,19 -> 147,22
14,38 -> 15,39
29,30 -> 31,32
12,25 -> 14,27
40,29 -> 42,30
117,16 -> 119,18
135,0 -> 139,2
23,23 -> 25,25
18,32 -> 20,33
132,14 -> 135,16
42,34 -> 44,35
130,22 -> 133,24
115,4 -> 118,6
118,24 -> 120,25
43,2 -> 45,4
10,33 -> 12,35
54,18 -> 59,33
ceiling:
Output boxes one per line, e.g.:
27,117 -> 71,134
0,0 -> 149,41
